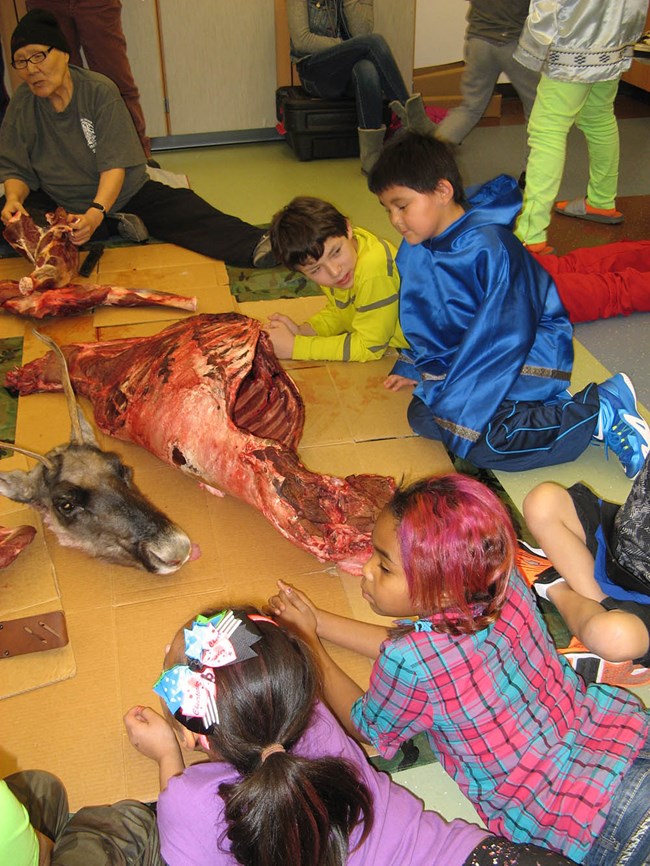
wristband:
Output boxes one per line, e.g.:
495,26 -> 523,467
89,201 -> 106,214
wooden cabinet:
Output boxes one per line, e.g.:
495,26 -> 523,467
2,1 -> 415,143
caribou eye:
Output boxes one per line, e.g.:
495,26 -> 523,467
54,497 -> 80,516
52,484 -> 89,519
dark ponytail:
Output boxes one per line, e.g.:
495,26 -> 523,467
204,610 -> 373,866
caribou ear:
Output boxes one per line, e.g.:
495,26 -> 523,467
0,468 -> 43,504
78,410 -> 98,446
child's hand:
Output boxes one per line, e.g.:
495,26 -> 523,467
268,312 -> 300,335
265,319 -> 296,359
268,580 -> 320,641
123,705 -> 181,763
383,374 -> 417,391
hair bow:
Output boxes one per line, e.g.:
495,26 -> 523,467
153,610 -> 263,733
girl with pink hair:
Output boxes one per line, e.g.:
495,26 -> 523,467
270,474 -> 650,865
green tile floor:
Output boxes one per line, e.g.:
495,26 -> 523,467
155,127 -> 649,823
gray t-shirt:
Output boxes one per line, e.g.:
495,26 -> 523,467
466,0 -> 531,44
0,66 -> 147,213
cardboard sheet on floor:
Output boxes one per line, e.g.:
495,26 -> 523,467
0,248 -> 451,808
0,507 -> 75,699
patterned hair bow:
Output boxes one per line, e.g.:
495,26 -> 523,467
153,610 -> 263,734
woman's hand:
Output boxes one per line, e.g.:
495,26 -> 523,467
268,580 -> 321,642
123,705 -> 181,763
68,209 -> 104,246
1,197 -> 28,225
383,373 -> 417,391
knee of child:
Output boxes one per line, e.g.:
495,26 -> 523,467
523,482 -> 563,530
582,610 -> 645,663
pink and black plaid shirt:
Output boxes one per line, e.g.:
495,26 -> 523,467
351,572 -> 650,863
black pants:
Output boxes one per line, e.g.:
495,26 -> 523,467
125,180 -> 264,267
2,180 -> 264,268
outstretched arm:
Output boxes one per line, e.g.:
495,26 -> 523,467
268,581 -> 389,740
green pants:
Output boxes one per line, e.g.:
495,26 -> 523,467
515,75 -> 620,246
5,771 -> 163,866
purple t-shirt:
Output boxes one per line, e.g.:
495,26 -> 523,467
157,702 -> 488,866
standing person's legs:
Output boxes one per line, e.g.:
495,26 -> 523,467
4,770 -> 70,841
71,0 -> 151,157
436,38 -> 502,145
575,78 -> 620,212
125,181 -> 265,267
25,0 -> 83,64
501,45 -> 540,125
53,800 -> 164,866
515,76 -> 591,247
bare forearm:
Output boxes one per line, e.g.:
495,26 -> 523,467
158,747 -> 185,791
4,178 -> 30,205
310,638 -> 368,740
93,167 -> 125,213
317,608 -> 389,658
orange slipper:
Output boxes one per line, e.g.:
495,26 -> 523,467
524,242 -> 555,255
554,197 -> 624,224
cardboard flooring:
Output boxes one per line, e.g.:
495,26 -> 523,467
0,243 -> 451,809
1,199 -> 648,808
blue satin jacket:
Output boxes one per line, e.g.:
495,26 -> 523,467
393,174 -> 573,458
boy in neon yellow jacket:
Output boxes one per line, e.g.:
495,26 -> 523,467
267,196 -> 407,362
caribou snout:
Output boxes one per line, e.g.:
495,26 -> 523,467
137,526 -> 194,575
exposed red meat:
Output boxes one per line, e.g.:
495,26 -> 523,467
6,314 -> 395,573
3,208 -> 78,293
0,524 -> 36,569
0,280 -> 196,318
1,209 -> 196,317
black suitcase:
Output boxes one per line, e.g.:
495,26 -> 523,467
276,86 -> 361,161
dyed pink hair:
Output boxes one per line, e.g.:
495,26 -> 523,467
389,475 -> 516,634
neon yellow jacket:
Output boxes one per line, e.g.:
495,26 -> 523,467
293,227 -> 408,362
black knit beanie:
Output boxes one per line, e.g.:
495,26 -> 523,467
11,9 -> 70,60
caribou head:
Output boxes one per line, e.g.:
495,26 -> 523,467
0,331 -> 195,574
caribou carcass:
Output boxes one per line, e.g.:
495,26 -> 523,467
0,331 -> 194,574
5,314 -> 395,573
0,524 -> 36,569
0,209 -> 197,318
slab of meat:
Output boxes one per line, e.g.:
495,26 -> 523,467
0,524 -> 36,569
3,208 -> 78,293
0,280 -> 196,318
1,209 -> 196,317
6,314 -> 394,572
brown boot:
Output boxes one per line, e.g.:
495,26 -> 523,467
358,126 -> 387,175
389,94 -> 437,137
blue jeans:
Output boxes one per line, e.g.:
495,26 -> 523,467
296,34 -> 409,129
585,727 -> 650,866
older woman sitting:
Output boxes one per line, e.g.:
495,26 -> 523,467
0,9 -> 273,268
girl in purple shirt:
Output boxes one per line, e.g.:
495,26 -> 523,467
124,608 -> 572,866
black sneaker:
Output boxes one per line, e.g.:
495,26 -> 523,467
516,541 -> 565,601
532,568 -> 565,602
253,232 -> 277,269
